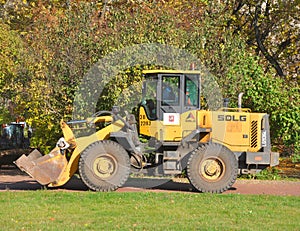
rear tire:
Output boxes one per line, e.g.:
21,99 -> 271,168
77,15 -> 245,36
187,143 -> 238,193
79,140 -> 130,191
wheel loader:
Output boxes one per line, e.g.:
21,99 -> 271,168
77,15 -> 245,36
15,70 -> 279,193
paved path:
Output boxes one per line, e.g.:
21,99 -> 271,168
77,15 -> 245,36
1,166 -> 299,196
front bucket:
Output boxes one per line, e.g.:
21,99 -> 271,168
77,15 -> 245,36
15,148 -> 68,185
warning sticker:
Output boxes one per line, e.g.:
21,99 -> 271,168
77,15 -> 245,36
163,113 -> 180,125
185,112 -> 196,122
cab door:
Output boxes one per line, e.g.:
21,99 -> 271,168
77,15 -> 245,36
157,74 -> 200,141
158,74 -> 182,119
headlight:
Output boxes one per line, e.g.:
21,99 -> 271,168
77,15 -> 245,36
56,137 -> 70,150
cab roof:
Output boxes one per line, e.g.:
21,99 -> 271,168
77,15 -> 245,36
142,70 -> 201,75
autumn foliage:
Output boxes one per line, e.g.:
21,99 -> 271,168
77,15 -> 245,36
0,0 -> 299,157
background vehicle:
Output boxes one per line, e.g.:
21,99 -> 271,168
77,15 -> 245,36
15,70 -> 279,193
0,122 -> 32,167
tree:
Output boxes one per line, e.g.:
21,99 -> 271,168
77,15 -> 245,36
223,0 -> 300,83
0,22 -> 27,123
0,0 -> 298,157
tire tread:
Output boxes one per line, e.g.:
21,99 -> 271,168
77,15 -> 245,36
187,143 -> 238,193
79,140 -> 130,192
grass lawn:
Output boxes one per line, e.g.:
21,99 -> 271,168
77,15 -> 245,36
0,191 -> 299,230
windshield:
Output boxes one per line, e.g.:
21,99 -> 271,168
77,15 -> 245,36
141,77 -> 158,119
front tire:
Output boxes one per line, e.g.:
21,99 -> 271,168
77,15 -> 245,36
187,143 -> 238,193
79,140 -> 130,191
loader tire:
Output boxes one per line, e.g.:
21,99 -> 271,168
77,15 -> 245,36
187,143 -> 238,193
79,140 -> 130,192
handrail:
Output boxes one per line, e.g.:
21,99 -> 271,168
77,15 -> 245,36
218,107 -> 251,112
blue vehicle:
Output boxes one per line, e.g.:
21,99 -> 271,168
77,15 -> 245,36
0,122 -> 32,167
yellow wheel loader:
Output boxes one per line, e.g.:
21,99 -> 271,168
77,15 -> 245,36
15,70 -> 279,193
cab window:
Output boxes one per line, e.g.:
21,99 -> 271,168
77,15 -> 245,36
162,76 -> 180,106
141,78 -> 157,119
185,75 -> 199,107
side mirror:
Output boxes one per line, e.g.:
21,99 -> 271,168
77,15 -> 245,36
28,126 -> 33,139
142,82 -> 146,96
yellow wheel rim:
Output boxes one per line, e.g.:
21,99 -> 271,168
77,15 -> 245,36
200,158 -> 225,182
93,154 -> 117,179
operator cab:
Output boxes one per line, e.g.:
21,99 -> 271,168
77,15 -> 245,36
141,70 -> 201,121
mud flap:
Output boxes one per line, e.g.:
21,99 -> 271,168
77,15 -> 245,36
14,149 -> 68,185
270,152 -> 280,167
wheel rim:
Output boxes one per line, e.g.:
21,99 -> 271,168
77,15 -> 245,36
199,157 -> 225,182
93,154 -> 117,179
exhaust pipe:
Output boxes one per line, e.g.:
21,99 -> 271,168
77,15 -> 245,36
238,92 -> 244,111
223,98 -> 230,111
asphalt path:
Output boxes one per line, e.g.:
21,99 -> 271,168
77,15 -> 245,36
1,166 -> 299,196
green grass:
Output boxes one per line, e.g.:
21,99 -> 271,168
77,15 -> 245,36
0,191 -> 299,230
